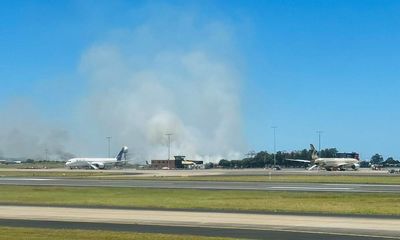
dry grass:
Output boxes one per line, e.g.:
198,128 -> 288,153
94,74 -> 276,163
1,186 -> 400,216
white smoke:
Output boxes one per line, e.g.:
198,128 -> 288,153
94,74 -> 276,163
77,11 -> 246,162
0,4 -> 247,162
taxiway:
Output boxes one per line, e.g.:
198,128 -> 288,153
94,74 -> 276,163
0,205 -> 399,240
1,177 -> 400,193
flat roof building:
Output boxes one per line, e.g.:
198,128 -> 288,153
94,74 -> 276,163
151,156 -> 203,169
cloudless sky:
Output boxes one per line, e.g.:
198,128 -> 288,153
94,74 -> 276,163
1,0 -> 399,159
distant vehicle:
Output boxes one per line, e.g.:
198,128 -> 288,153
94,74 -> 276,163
371,164 -> 383,170
65,146 -> 128,170
388,169 -> 400,174
272,166 -> 281,170
286,144 -> 360,171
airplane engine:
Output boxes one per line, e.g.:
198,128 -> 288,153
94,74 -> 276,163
93,163 -> 105,169
351,163 -> 360,170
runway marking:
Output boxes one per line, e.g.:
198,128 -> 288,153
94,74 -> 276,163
1,217 -> 399,239
326,183 -> 400,187
1,178 -> 400,193
268,186 -> 353,190
157,223 -> 400,239
0,178 -> 55,181
202,225 -> 400,239
1,206 -> 400,239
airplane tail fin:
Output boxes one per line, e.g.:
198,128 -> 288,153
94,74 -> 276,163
116,146 -> 128,161
310,144 -> 318,160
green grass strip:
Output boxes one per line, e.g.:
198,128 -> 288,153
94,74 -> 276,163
1,186 -> 400,216
0,162 -> 65,169
0,227 -> 233,240
0,171 -> 124,178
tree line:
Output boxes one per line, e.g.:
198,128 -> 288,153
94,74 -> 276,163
369,154 -> 400,166
217,148 -> 400,168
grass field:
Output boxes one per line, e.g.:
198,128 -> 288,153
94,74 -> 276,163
0,227 -> 233,240
1,186 -> 400,216
0,162 -> 65,169
0,170 -> 125,178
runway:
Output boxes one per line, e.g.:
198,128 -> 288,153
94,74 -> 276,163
2,176 -> 400,239
0,206 -> 399,239
0,168 -> 392,177
1,177 -> 400,193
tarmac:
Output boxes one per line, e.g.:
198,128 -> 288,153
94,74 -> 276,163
1,168 -> 399,239
0,205 -> 399,239
1,177 -> 400,193
0,167 -> 393,176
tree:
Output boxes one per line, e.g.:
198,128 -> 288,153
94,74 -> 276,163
25,159 -> 35,163
204,162 -> 215,169
254,151 -> 271,168
319,148 -> 338,158
370,154 -> 384,165
218,159 -> 231,168
359,161 -> 370,168
384,157 -> 399,166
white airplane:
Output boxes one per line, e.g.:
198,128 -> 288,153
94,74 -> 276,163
0,159 -> 22,164
287,144 -> 359,171
65,146 -> 128,170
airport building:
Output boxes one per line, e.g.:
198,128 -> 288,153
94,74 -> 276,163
151,156 -> 203,169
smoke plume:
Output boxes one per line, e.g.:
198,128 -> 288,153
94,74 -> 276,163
0,4 -> 246,162
77,8 -> 246,162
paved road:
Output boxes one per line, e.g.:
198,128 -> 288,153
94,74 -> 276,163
0,206 -> 399,240
1,177 -> 400,193
0,219 -> 396,240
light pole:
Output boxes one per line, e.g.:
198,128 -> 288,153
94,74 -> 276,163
45,148 -> 48,161
165,133 -> 173,169
316,131 -> 323,152
271,126 -> 277,168
106,136 -> 112,158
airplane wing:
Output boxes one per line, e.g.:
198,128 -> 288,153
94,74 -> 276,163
285,159 -> 311,163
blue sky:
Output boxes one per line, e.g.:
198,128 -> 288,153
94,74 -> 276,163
1,0 -> 399,160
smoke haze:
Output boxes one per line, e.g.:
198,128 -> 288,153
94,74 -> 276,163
0,100 -> 74,160
0,4 -> 247,162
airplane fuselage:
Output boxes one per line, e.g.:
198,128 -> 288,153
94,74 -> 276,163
66,146 -> 128,170
315,157 -> 359,170
286,144 -> 360,171
66,158 -> 118,169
